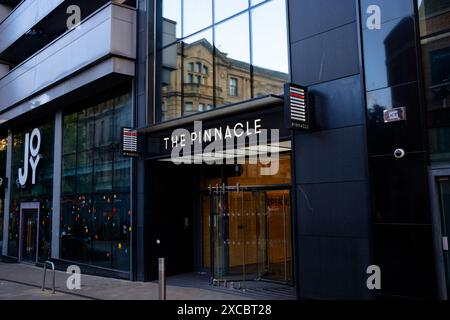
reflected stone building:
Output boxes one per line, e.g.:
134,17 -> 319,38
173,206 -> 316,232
161,35 -> 288,121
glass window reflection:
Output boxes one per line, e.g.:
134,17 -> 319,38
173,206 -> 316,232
251,0 -> 289,97
60,92 -> 132,271
156,0 -> 289,122
183,0 -> 213,36
419,0 -> 450,163
214,0 -> 248,23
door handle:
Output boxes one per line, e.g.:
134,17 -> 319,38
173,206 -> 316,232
443,237 -> 449,252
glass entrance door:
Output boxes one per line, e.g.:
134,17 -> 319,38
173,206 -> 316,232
438,177 -> 450,295
209,185 -> 292,285
19,203 -> 40,263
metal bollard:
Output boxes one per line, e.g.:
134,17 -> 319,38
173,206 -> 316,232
159,258 -> 166,300
42,261 -> 56,294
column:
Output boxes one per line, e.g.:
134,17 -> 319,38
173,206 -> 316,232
2,131 -> 12,255
51,111 -> 63,259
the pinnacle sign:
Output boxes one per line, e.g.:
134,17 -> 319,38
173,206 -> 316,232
18,128 -> 42,187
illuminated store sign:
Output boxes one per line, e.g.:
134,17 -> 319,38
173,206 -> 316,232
18,128 -> 42,186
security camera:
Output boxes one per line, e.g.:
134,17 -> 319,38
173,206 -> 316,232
394,149 -> 406,159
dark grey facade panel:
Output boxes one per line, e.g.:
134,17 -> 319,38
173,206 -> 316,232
294,126 -> 368,184
308,75 -> 365,130
297,181 -> 370,238
290,22 -> 360,86
298,235 -> 371,299
288,0 -> 356,43
289,0 -> 371,300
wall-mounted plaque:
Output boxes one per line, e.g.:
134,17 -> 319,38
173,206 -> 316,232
384,107 -> 407,123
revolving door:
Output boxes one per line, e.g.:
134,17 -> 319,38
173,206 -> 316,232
209,184 -> 293,286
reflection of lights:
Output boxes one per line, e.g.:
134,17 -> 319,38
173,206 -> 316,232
0,139 -> 7,151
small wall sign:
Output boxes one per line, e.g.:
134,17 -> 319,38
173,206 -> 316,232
284,83 -> 311,131
122,127 -> 140,157
384,107 -> 407,123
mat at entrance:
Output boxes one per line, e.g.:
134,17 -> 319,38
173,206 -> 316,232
164,273 -> 297,301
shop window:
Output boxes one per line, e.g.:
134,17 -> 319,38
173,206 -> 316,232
60,92 -> 132,271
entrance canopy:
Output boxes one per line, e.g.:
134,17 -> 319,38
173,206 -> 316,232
138,95 -> 291,161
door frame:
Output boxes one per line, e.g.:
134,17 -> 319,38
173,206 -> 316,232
429,167 -> 450,300
18,202 -> 40,263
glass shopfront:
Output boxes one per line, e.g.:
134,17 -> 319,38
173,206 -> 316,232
155,0 -> 289,122
8,123 -> 54,262
60,93 -> 132,271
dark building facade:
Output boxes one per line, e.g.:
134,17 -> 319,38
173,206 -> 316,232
0,0 -> 449,300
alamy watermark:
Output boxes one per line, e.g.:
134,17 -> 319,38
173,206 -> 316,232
66,5 -> 81,30
165,120 -> 281,176
66,265 -> 81,290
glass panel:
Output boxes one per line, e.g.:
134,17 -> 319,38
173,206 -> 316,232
438,178 -> 450,293
419,0 -> 450,36
156,0 -> 289,123
162,0 -> 182,41
215,13 -> 251,107
183,28 -> 214,115
62,154 -> 76,194
111,193 -> 131,270
94,149 -> 113,193
95,101 -> 114,149
251,0 -> 289,97
159,41 -> 183,122
63,113 -> 77,155
61,92 -> 131,271
77,151 -> 93,194
264,190 -> 292,282
419,0 -> 450,164
184,0 -> 213,37
21,209 -> 38,262
215,0 -> 249,22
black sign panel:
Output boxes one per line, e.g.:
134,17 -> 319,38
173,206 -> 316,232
285,83 -> 311,131
122,127 -> 140,157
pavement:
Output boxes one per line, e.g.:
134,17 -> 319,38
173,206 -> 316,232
0,262 -> 253,300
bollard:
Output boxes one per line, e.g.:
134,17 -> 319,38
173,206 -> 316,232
159,258 -> 166,300
42,261 -> 56,294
